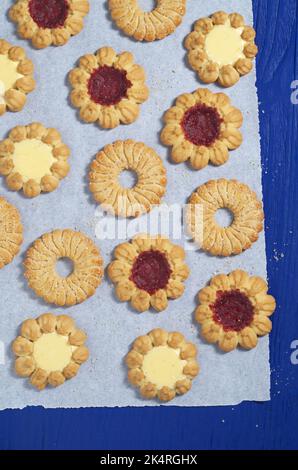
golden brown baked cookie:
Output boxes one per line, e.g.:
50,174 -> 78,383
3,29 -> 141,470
108,234 -> 189,312
195,270 -> 276,352
89,140 -> 166,218
187,179 -> 264,256
0,196 -> 23,269
161,88 -> 243,170
0,123 -> 70,198
126,328 -> 199,402
24,229 -> 103,306
69,46 -> 149,129
185,11 -> 258,87
109,0 -> 186,42
9,0 -> 89,49
0,39 -> 35,116
12,313 -> 89,390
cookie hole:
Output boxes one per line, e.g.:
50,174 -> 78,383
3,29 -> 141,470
138,0 -> 156,12
215,208 -> 234,227
118,169 -> 138,189
56,257 -> 74,278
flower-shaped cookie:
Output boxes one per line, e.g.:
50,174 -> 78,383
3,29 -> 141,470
187,179 -> 264,257
109,0 -> 186,42
89,140 -> 167,218
161,88 -> 243,170
185,11 -> 258,87
0,39 -> 35,115
9,0 -> 89,49
69,46 -> 149,129
108,234 -> 189,313
12,313 -> 89,390
195,270 -> 276,352
0,123 -> 70,198
24,229 -> 103,306
126,328 -> 199,402
0,196 -> 23,269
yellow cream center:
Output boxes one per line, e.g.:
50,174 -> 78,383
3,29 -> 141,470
142,346 -> 186,389
12,139 -> 57,183
205,23 -> 245,66
33,332 -> 75,373
0,54 -> 23,103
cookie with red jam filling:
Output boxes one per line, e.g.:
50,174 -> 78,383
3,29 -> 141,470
9,0 -> 89,49
195,270 -> 276,352
69,47 -> 149,129
161,88 -> 243,170
108,234 -> 189,313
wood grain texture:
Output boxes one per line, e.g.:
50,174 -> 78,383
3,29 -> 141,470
1,0 -> 298,450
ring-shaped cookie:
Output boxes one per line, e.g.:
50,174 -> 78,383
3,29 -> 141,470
89,140 -> 167,218
161,88 -> 243,170
187,179 -> 264,256
24,229 -> 103,306
0,39 -> 35,116
9,0 -> 89,49
109,0 -> 186,42
12,313 -> 89,390
0,196 -> 23,269
69,47 -> 149,129
126,328 -> 199,402
185,11 -> 258,88
108,234 -> 189,312
195,270 -> 276,352
0,123 -> 70,198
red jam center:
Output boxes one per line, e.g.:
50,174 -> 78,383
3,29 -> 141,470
130,250 -> 172,295
210,289 -> 254,332
88,66 -> 132,106
181,103 -> 222,147
29,0 -> 69,29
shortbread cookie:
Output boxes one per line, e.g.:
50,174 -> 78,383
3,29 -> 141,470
161,88 -> 243,170
12,313 -> 89,390
187,179 -> 264,256
89,140 -> 166,217
0,197 -> 23,269
0,123 -> 70,198
69,47 -> 149,129
108,234 -> 189,312
109,0 -> 186,42
0,39 -> 35,116
9,0 -> 89,49
195,270 -> 276,352
24,229 -> 103,306
126,328 -> 199,401
185,11 -> 258,88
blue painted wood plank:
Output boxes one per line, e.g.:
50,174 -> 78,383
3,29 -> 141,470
0,0 -> 298,450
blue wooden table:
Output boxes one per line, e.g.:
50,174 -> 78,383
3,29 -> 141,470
1,0 -> 298,450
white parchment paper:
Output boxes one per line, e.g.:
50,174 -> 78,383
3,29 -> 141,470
0,0 -> 270,409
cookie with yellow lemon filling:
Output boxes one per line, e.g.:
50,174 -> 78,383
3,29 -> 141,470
0,123 -> 70,198
0,39 -> 35,116
126,328 -> 199,402
185,11 -> 258,87
0,196 -> 23,269
12,313 -> 89,390
9,0 -> 89,49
